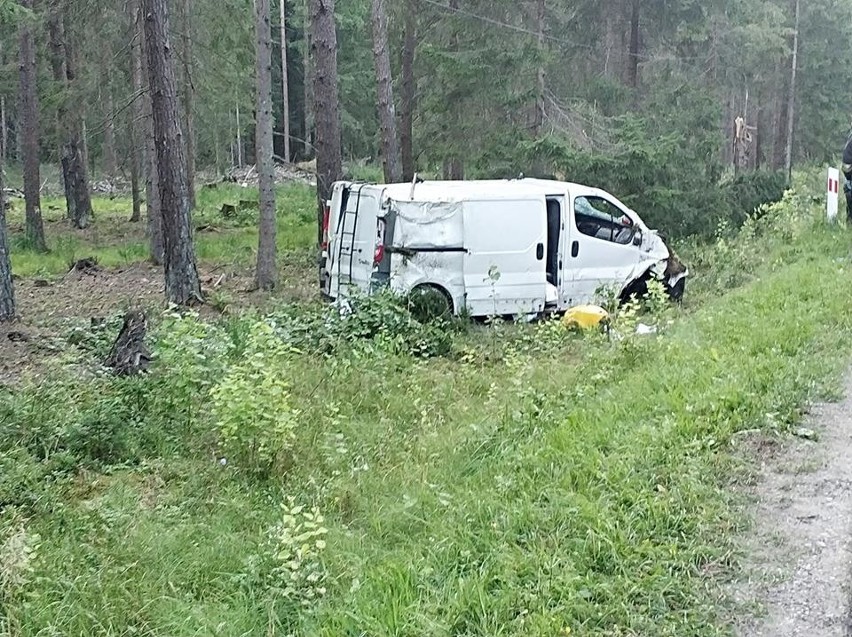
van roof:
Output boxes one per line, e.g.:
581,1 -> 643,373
353,178 -> 595,203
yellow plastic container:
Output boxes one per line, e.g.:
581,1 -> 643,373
561,305 -> 609,330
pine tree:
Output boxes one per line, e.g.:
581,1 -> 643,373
310,0 -> 342,242
370,0 -> 401,183
18,0 -> 47,252
256,0 -> 277,290
0,110 -> 14,322
142,0 -> 202,305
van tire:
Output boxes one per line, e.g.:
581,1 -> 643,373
407,285 -> 454,323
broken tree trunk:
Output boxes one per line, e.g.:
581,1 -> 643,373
105,310 -> 151,375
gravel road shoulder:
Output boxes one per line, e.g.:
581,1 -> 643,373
734,376 -> 852,636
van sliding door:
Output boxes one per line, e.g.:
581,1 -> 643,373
462,198 -> 548,317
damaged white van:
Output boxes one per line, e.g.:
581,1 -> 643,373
320,178 -> 688,318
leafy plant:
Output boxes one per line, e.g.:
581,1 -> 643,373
210,321 -> 300,475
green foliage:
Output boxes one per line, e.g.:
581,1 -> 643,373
267,289 -> 456,359
265,498 -> 329,608
524,114 -> 786,238
210,322 -> 300,475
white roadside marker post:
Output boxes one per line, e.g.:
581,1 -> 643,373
827,167 -> 840,223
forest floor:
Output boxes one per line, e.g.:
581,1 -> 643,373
3,172 -> 852,635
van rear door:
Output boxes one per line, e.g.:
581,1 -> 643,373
462,197 -> 548,317
328,185 -> 382,298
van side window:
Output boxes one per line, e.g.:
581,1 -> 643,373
574,196 -> 635,245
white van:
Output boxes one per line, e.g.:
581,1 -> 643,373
320,178 -> 687,318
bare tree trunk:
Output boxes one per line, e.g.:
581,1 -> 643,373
129,0 -> 144,223
784,0 -> 800,183
772,59 -> 788,171
129,141 -> 142,222
370,0 -> 401,184
103,84 -> 118,176
65,40 -> 93,230
400,0 -> 417,182
443,0 -> 464,180
46,10 -> 73,220
143,0 -> 202,305
139,1 -> 164,263
279,0 -> 291,162
627,0 -> 640,90
256,0 -> 278,290
0,104 -> 14,322
303,0 -> 314,157
236,102 -> 243,167
603,3 -> 620,78
18,0 -> 48,252
0,96 -> 7,166
181,0 -> 196,209
533,0 -> 546,137
310,0 -> 343,244
48,5 -> 93,230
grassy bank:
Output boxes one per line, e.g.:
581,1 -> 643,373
2,176 -> 852,635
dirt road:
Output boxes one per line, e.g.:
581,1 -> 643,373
736,376 -> 852,636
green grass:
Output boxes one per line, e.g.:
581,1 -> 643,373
6,183 -> 317,277
3,172 -> 852,635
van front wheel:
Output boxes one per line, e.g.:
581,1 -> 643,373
407,285 -> 454,323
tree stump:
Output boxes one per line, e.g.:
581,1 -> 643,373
105,310 -> 151,376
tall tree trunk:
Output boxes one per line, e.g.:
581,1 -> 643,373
143,0 -> 202,305
18,0 -> 48,252
443,0 -> 463,180
627,0 -> 640,90
772,59 -> 788,171
49,5 -> 93,229
303,0 -> 313,157
370,0 -> 401,184
64,35 -> 93,230
0,95 -> 7,166
603,3 -> 620,78
129,0 -> 144,223
533,0 -> 546,137
181,0 -> 196,208
310,0 -> 343,244
279,0 -> 291,162
138,0 -> 164,263
400,0 -> 417,182
0,103 -> 14,322
784,0 -> 800,182
103,82 -> 118,176
46,10 -> 73,221
256,0 -> 277,290
236,102 -> 243,167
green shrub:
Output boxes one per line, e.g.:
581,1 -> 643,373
210,322 -> 300,475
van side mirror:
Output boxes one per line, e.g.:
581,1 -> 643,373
633,232 -> 643,247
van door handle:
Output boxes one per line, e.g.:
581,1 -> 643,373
572,241 -> 579,258
536,243 -> 544,260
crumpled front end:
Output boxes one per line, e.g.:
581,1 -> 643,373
624,230 -> 689,301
